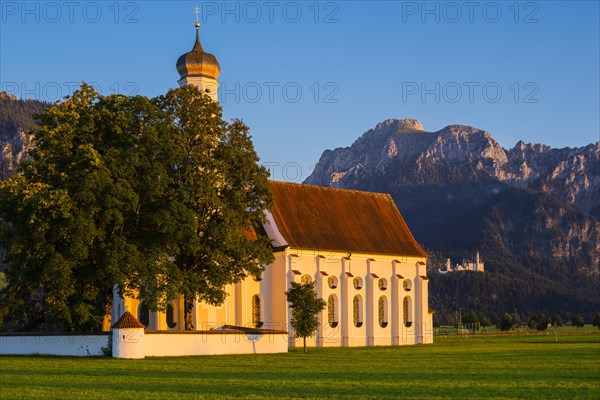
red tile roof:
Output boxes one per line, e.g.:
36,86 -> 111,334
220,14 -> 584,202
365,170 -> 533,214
269,181 -> 426,258
111,311 -> 146,329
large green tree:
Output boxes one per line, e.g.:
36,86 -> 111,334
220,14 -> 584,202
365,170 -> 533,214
285,281 -> 326,353
0,84 -> 273,331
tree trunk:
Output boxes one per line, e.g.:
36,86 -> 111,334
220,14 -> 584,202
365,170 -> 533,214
184,294 -> 195,331
303,336 -> 307,353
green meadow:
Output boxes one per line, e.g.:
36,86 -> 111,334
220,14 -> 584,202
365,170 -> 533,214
1,332 -> 599,399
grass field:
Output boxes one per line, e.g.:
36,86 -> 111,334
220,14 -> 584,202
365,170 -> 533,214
1,332 -> 599,399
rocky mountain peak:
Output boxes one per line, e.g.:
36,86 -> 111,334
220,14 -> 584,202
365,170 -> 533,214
307,119 -> 515,186
306,117 -> 599,217
378,118 -> 424,133
0,96 -> 49,180
432,125 -> 507,163
358,118 -> 425,143
0,91 -> 19,101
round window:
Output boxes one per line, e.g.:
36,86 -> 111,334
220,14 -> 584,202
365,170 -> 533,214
378,278 -> 388,291
328,275 -> 338,289
353,277 -> 363,290
403,279 -> 412,291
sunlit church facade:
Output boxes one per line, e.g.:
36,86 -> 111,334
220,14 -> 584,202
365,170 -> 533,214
112,23 -> 433,348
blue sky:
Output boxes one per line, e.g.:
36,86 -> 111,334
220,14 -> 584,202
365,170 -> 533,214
1,1 -> 598,182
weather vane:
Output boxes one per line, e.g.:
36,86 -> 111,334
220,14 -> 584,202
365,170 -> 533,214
194,6 -> 200,28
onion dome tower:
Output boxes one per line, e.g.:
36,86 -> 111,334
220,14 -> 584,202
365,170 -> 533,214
176,10 -> 220,102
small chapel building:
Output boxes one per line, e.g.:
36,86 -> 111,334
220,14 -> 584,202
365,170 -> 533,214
112,21 -> 433,348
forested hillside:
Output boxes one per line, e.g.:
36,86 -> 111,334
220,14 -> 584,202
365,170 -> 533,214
0,92 -> 49,179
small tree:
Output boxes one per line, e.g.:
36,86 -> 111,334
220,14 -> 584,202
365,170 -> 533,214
285,281 -> 326,353
592,313 -> 600,329
527,313 -> 548,331
467,311 -> 480,331
527,318 -> 538,330
534,313 -> 548,331
481,316 -> 492,328
572,315 -> 585,330
552,314 -> 563,327
497,313 -> 513,331
512,313 -> 521,326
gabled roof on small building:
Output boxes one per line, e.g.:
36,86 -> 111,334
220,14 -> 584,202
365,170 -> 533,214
111,311 -> 146,329
268,181 -> 426,257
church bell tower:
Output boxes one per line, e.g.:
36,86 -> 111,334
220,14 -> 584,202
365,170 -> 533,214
176,8 -> 220,102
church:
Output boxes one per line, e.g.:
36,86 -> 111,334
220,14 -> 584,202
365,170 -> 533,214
112,20 -> 433,350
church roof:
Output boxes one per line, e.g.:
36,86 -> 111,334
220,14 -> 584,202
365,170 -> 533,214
268,181 -> 426,258
111,311 -> 146,329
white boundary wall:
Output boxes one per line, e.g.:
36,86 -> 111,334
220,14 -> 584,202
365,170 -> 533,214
0,331 -> 288,357
144,331 -> 288,356
0,334 -> 110,356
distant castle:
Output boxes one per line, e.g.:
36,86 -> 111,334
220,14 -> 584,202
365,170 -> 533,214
438,252 -> 484,274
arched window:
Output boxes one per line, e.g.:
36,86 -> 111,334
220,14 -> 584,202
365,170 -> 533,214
403,296 -> 412,328
403,279 -> 412,291
301,274 -> 312,284
378,278 -> 388,291
327,294 -> 338,328
138,303 -> 149,328
353,295 -> 363,327
378,296 -> 388,328
166,304 -> 177,329
252,295 -> 262,328
353,277 -> 363,290
328,275 -> 338,289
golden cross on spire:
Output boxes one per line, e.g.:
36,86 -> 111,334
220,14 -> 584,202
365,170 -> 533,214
194,6 -> 200,28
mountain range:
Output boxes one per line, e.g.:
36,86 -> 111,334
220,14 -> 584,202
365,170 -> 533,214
306,118 -> 599,323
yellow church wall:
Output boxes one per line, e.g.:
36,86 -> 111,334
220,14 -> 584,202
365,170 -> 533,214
266,252 -> 289,332
115,289 -> 187,332
125,297 -> 141,322
224,284 -> 236,326
317,256 -> 344,347
280,247 -> 428,348
214,300 -> 227,328
191,283 -> 238,329
113,246 -> 431,346
196,306 -> 209,329
188,271 -> 267,330
244,277 -> 263,327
